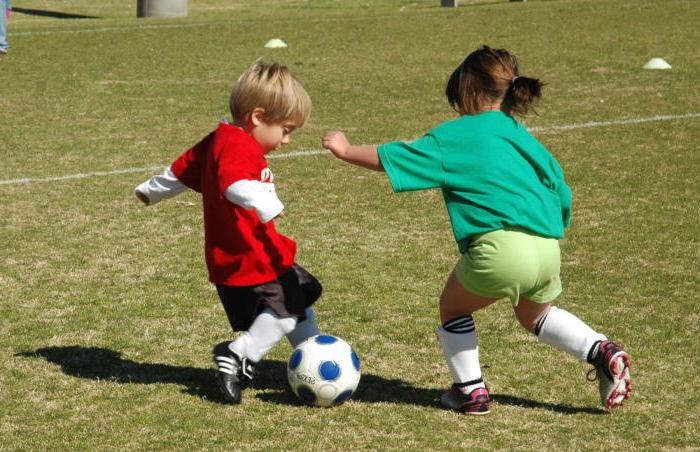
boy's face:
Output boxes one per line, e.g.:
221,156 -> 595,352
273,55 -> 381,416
250,109 -> 298,153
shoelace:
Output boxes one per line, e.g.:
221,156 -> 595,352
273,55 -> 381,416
586,368 -> 598,382
586,341 -> 624,382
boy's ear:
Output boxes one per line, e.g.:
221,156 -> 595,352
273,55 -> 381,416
250,107 -> 266,126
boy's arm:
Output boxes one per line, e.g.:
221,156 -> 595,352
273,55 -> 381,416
134,166 -> 187,206
322,131 -> 384,171
224,180 -> 284,223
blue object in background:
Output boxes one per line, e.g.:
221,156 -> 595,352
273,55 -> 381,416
0,0 -> 8,54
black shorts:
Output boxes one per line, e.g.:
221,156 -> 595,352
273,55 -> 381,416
216,263 -> 322,332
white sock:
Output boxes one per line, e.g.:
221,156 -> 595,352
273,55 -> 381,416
286,308 -> 320,348
436,315 -> 485,392
230,308 -> 297,363
536,306 -> 607,362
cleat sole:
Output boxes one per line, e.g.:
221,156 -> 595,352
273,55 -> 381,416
605,352 -> 631,410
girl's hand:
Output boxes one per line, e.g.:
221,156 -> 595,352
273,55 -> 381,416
322,132 -> 383,171
322,131 -> 350,158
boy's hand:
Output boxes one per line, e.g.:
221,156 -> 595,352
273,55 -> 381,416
322,131 -> 350,159
135,190 -> 150,206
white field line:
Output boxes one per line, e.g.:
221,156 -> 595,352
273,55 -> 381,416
1,113 -> 698,187
527,112 -> 700,133
0,150 -> 330,186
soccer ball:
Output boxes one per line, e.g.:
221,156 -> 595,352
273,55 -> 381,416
287,335 -> 361,407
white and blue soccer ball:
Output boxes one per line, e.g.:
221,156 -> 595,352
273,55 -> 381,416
287,334 -> 361,407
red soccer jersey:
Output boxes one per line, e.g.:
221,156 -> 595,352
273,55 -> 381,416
170,123 -> 296,286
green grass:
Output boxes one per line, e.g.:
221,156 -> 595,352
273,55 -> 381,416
1,0 -> 699,449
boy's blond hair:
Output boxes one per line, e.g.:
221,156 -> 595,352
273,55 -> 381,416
230,61 -> 311,127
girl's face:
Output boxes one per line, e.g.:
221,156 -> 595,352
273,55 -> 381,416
249,109 -> 297,153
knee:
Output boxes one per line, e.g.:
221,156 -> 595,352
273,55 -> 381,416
515,305 -> 551,334
302,272 -> 323,304
516,314 -> 538,333
439,298 -> 475,324
306,278 -> 322,304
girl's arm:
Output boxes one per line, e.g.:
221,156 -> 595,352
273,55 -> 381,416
322,131 -> 384,171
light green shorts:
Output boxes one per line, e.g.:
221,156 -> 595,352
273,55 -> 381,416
454,228 -> 562,306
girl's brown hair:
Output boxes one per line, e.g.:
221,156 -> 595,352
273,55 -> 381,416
445,45 -> 543,117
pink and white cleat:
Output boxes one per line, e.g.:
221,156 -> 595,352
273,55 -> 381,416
588,340 -> 632,410
441,385 -> 490,415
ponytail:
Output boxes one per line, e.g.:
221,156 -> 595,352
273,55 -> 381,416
502,75 -> 544,117
446,45 -> 544,118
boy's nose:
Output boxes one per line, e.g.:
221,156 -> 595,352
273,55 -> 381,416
282,135 -> 290,145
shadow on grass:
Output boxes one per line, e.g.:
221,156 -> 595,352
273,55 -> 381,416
260,375 -> 605,414
490,394 -> 604,415
11,7 -> 100,19
16,345 -> 225,403
17,346 -> 604,414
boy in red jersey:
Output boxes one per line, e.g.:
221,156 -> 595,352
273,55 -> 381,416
135,61 -> 321,404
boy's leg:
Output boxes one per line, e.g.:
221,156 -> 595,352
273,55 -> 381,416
234,264 -> 322,358
212,265 -> 321,404
213,308 -> 296,404
516,297 -> 631,409
284,264 -> 323,348
436,271 -> 495,415
230,308 -> 297,362
213,283 -> 296,404
286,307 -> 320,348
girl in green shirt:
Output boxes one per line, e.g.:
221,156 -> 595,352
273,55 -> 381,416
322,45 -> 631,414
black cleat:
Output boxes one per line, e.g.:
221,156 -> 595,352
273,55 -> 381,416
212,341 -> 255,404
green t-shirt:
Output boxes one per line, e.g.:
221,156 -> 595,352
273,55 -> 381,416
377,111 -> 571,253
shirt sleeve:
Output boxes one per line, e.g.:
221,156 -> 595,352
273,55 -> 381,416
170,133 -> 213,193
376,132 -> 444,192
134,166 -> 187,205
224,181 -> 284,223
547,155 -> 571,228
556,181 -> 571,228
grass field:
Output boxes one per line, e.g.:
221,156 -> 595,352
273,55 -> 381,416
1,0 -> 699,449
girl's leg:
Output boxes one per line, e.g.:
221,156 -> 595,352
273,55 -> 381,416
514,297 -> 605,362
439,271 -> 496,322
437,271 -> 496,413
514,297 -> 632,409
513,297 -> 550,333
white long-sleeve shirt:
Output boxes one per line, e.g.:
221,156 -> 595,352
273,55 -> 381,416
135,167 -> 284,223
